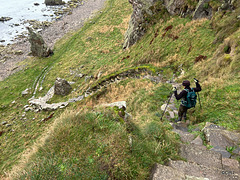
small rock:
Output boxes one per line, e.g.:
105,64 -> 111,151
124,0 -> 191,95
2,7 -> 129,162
25,107 -> 31,112
75,73 -> 85,78
6,124 -> 12,127
1,121 -> 7,125
12,100 -> 16,104
22,88 -> 30,96
14,50 -> 23,55
34,3 -> 40,6
85,75 -> 93,82
24,105 -> 29,108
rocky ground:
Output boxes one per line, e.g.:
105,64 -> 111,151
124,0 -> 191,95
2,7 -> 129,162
0,0 -> 107,81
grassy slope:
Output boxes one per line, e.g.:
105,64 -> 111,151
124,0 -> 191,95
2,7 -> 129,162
0,0 -> 239,179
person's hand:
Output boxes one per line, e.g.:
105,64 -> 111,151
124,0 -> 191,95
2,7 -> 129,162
172,87 -> 177,92
194,78 -> 199,83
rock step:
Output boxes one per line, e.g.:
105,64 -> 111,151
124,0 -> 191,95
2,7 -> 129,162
150,163 -> 201,180
169,160 -> 239,180
180,144 -> 223,169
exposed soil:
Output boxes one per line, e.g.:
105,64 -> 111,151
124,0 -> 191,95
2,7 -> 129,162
0,0 -> 107,81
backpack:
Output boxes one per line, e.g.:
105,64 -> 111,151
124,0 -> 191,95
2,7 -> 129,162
181,88 -> 197,109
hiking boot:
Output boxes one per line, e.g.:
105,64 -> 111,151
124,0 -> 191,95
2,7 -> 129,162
175,119 -> 181,123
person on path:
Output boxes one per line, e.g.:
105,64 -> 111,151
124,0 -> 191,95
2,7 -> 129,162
172,79 -> 201,122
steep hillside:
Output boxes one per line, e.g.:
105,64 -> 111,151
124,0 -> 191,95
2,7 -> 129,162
0,0 -> 239,179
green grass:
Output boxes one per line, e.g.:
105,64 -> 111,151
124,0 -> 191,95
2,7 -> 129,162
0,0 -> 240,178
18,108 -> 179,179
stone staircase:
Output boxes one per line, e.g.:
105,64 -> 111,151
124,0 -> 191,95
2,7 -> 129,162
153,81 -> 240,179
150,122 -> 240,180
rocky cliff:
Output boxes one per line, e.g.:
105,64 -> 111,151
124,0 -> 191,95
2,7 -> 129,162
123,0 -> 235,49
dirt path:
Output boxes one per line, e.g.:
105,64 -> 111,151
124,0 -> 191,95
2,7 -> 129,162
0,0 -> 107,81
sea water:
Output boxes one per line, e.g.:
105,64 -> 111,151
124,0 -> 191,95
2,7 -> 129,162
0,0 -> 70,45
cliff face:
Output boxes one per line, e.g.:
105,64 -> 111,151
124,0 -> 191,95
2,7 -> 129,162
123,0 -> 233,49
123,0 -> 158,49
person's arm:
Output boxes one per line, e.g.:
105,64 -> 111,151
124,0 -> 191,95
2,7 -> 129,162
193,82 -> 201,92
174,90 -> 187,100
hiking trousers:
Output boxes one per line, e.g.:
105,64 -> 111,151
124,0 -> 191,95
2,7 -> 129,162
178,104 -> 188,121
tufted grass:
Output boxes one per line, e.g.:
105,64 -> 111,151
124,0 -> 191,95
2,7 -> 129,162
0,0 -> 240,178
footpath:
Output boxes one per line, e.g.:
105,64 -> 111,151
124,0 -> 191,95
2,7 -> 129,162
151,83 -> 240,180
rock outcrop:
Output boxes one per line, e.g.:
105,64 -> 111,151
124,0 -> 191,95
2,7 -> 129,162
124,0 -> 218,49
123,0 -> 161,49
27,27 -> 53,57
45,0 -> 65,5
54,77 -> 72,96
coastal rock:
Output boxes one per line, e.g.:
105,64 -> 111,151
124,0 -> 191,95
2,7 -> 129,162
54,77 -> 72,96
27,27 -> 53,57
45,0 -> 65,5
0,17 -> 12,22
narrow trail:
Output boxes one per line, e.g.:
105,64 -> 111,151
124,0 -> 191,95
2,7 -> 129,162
2,114 -> 64,180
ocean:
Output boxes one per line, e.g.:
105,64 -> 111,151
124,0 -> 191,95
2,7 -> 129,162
0,0 -> 70,45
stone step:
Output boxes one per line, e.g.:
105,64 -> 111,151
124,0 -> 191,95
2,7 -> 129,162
180,144 -> 223,169
150,163 -> 206,180
168,160 -> 239,180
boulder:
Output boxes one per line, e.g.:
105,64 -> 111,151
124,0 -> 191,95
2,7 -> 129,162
45,0 -> 65,5
54,78 -> 72,96
192,0 -> 212,20
27,27 -> 53,57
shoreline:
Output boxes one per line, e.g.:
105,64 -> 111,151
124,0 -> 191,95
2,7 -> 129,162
0,0 -> 107,81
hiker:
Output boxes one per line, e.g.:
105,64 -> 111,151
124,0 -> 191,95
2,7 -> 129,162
172,79 -> 201,122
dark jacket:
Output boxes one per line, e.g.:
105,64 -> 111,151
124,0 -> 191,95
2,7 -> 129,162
174,82 -> 201,101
